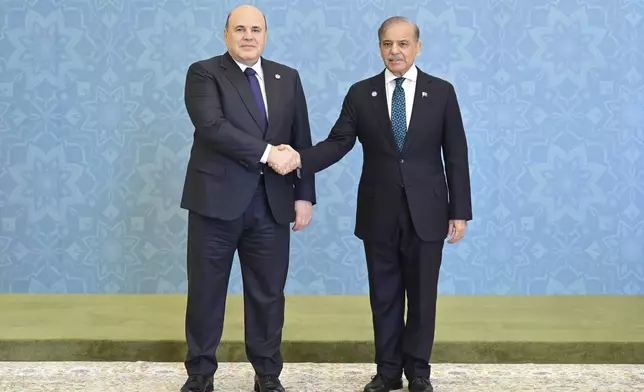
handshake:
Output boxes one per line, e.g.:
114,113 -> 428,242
267,144 -> 300,175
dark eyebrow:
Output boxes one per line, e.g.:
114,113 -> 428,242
233,24 -> 263,30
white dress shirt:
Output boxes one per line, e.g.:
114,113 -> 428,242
233,58 -> 272,163
384,64 -> 417,129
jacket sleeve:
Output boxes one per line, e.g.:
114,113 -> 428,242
298,85 -> 358,177
184,62 -> 268,167
441,83 -> 473,221
289,71 -> 316,204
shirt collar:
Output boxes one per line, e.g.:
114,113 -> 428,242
233,57 -> 264,80
384,64 -> 417,84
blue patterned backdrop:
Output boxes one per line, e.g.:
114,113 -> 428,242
0,0 -> 643,294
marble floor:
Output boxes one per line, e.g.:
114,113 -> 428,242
0,362 -> 643,391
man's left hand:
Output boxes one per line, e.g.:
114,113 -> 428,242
447,220 -> 467,244
293,200 -> 313,231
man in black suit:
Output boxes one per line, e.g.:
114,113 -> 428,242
273,16 -> 472,392
179,5 -> 315,392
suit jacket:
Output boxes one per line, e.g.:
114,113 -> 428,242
181,52 -> 316,224
299,68 -> 472,242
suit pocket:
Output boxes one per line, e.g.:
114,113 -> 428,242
193,163 -> 226,177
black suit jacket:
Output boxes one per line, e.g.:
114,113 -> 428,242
181,52 -> 316,224
299,68 -> 472,242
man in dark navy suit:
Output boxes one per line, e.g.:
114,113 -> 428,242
272,16 -> 472,392
179,5 -> 315,392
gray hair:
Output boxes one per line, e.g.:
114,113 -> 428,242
377,16 -> 419,41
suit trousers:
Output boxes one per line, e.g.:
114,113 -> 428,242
184,176 -> 290,377
363,191 -> 444,380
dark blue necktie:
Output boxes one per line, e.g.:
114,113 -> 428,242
391,77 -> 406,152
244,67 -> 268,134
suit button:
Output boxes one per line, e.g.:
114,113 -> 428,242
399,159 -> 404,163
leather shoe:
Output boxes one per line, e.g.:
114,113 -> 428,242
254,374 -> 285,392
408,377 -> 433,392
363,373 -> 403,392
180,375 -> 214,392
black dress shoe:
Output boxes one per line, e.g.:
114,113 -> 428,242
180,375 -> 214,392
254,374 -> 285,392
363,374 -> 403,392
408,377 -> 433,392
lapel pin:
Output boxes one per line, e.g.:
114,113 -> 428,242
422,92 -> 427,97
275,74 -> 281,79
372,91 -> 377,97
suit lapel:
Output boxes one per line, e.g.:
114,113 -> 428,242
369,72 -> 399,152
220,52 -> 264,136
401,70 -> 433,155
260,59 -> 281,139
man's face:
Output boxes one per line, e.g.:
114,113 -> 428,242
224,6 -> 267,66
379,22 -> 421,75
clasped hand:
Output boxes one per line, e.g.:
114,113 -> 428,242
267,144 -> 299,175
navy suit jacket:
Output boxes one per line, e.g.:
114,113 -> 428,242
181,52 -> 316,224
299,69 -> 472,242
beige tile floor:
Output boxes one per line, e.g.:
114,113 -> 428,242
0,362 -> 643,391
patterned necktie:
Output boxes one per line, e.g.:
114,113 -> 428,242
391,77 -> 406,152
244,67 -> 268,134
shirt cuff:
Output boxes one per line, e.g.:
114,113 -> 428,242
260,144 -> 272,164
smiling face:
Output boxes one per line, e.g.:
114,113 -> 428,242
378,19 -> 422,76
224,5 -> 267,66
